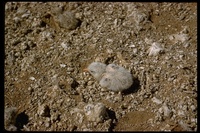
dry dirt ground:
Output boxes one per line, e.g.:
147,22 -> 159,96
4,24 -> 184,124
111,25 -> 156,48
4,2 -> 197,131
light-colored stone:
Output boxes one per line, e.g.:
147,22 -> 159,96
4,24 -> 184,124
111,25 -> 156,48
84,103 -> 109,123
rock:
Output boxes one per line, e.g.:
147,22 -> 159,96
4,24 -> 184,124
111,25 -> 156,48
84,103 -> 109,123
4,107 -> 18,131
37,104 -> 51,117
162,103 -> 172,118
6,124 -> 17,131
171,33 -> 190,43
147,42 -> 164,56
44,121 -> 51,128
57,11 -> 80,30
151,97 -> 162,104
179,120 -> 192,131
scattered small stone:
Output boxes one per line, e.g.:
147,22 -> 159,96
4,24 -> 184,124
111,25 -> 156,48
162,103 -> 172,118
37,104 -> 51,117
29,76 -> 36,81
60,64 -> 66,68
151,97 -> 162,104
147,42 -> 164,56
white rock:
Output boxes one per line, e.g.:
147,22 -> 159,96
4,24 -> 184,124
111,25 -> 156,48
21,13 -> 30,18
13,17 -> 21,23
178,110 -> 185,116
169,33 -> 190,43
29,76 -> 36,81
173,33 -> 190,43
190,105 -> 196,112
151,97 -> 162,104
84,103 -> 109,123
60,64 -> 66,68
162,103 -> 172,117
61,42 -> 70,50
147,42 -> 164,56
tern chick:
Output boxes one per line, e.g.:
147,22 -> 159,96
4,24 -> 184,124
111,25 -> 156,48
100,64 -> 133,92
84,62 -> 106,81
85,62 -> 133,93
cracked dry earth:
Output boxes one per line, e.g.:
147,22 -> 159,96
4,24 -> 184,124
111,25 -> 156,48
4,2 -> 197,131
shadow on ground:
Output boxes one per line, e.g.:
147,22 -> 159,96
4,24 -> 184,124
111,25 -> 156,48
122,77 -> 140,95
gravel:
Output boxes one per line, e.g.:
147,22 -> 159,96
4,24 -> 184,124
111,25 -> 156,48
5,2 -> 197,131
